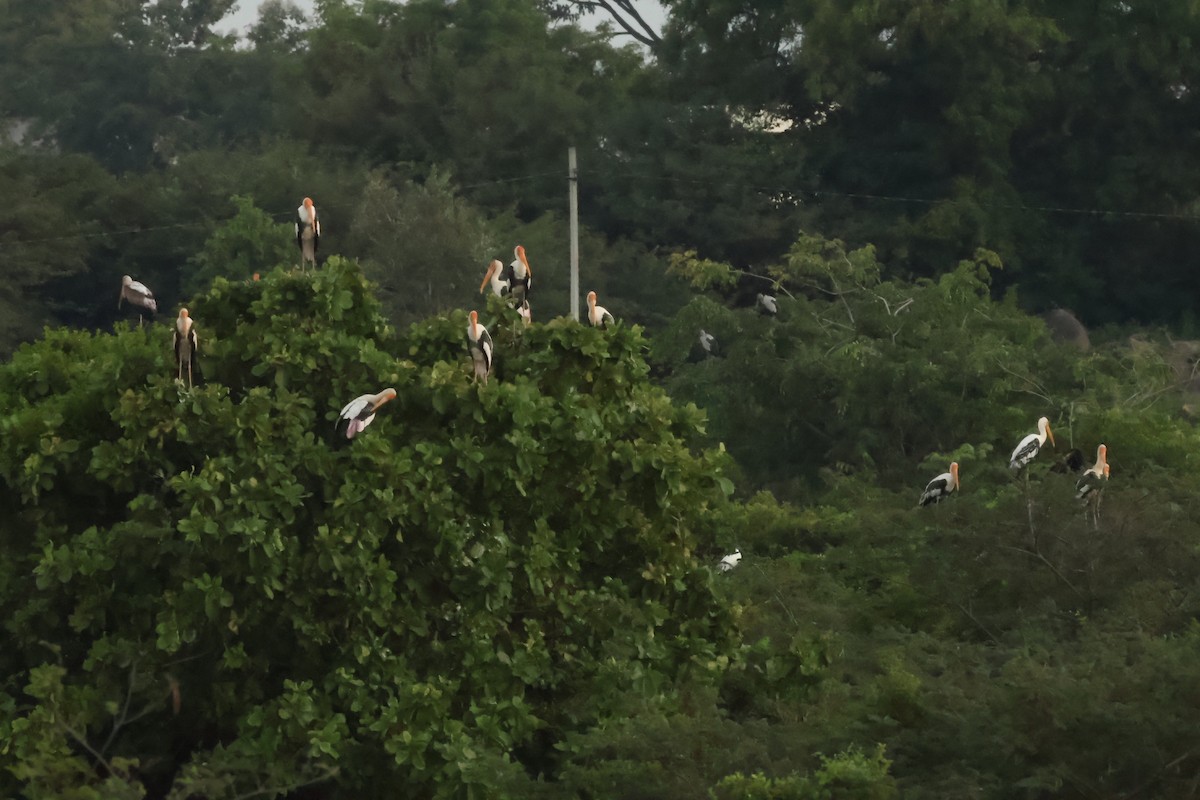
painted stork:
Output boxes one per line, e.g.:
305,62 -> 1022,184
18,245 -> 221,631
466,310 -> 494,384
479,258 -> 511,298
919,462 -> 960,507
296,197 -> 321,269
757,293 -> 778,315
509,245 -> 532,303
699,329 -> 716,356
517,299 -> 532,326
1075,444 -> 1110,525
718,549 -> 742,572
335,388 -> 397,440
587,290 -> 615,329
1009,416 -> 1055,473
119,275 -> 157,325
173,308 -> 199,388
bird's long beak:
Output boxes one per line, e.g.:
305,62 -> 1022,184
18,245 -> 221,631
951,462 -> 960,490
373,388 -> 397,411
1104,464 -> 1111,478
1046,424 -> 1055,447
519,246 -> 531,275
479,262 -> 494,293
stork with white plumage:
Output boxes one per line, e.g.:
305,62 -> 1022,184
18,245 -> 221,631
919,462 -> 960,507
296,197 -> 321,269
1075,444 -> 1110,527
587,291 -> 614,329
466,310 -> 494,384
718,549 -> 742,572
1010,416 -> 1055,473
479,258 -> 511,299
757,293 -> 778,315
173,308 -> 199,388
119,275 -> 157,326
509,245 -> 532,304
335,388 -> 397,440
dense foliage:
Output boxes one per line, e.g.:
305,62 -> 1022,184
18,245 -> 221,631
8,1 -> 1200,797
0,261 -> 745,797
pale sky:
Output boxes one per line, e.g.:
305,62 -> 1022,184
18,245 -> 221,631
216,1 -> 666,38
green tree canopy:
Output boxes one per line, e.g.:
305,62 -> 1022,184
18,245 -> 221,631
0,260 -> 737,798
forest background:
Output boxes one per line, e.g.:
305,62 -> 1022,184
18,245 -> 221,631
6,0 -> 1200,798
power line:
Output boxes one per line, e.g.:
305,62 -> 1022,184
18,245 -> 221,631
2,166 -> 1197,251
0,172 -> 562,250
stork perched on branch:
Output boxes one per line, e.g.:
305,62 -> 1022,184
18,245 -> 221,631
335,388 -> 396,440
119,275 -> 157,325
296,197 -> 321,269
467,310 -> 494,385
509,245 -> 532,304
587,291 -> 614,329
919,462 -> 960,507
480,258 -> 510,299
173,308 -> 198,388
1075,444 -> 1110,527
1010,416 -> 1055,473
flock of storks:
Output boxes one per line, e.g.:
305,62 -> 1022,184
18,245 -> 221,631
114,199 -> 627,442
112,198 -> 1112,574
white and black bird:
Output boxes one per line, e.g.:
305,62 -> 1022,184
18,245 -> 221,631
718,549 -> 742,572
173,308 -> 199,388
1075,443 -> 1110,513
119,275 -> 157,325
1009,416 -> 1055,473
509,245 -> 532,304
919,461 -> 960,507
587,290 -> 615,329
479,258 -> 511,298
757,293 -> 778,315
698,329 -> 717,356
295,196 -> 321,269
466,310 -> 494,384
335,388 -> 397,440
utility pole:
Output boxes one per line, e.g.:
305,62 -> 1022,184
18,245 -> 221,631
568,146 -> 580,321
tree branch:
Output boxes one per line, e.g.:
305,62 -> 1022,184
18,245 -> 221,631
582,0 -> 662,46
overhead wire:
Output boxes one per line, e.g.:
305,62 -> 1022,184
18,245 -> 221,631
1,164 -> 1197,252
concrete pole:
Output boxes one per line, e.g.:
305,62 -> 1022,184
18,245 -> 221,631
569,146 -> 580,321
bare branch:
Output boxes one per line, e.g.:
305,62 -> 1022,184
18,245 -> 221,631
585,0 -> 663,46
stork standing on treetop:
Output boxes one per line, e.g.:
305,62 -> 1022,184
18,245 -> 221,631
718,549 -> 742,572
296,197 -> 321,269
479,258 -> 511,299
587,291 -> 614,329
757,293 -> 778,315
509,245 -> 532,304
1010,416 -> 1055,473
119,275 -> 157,326
173,308 -> 198,388
335,388 -> 397,440
466,310 -> 494,385
1075,444 -> 1110,526
919,462 -> 960,507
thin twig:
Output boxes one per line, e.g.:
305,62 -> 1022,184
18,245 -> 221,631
1000,545 -> 1086,601
956,602 -> 1001,645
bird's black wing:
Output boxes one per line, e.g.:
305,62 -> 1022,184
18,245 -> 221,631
1075,471 -> 1103,501
919,477 -> 950,506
